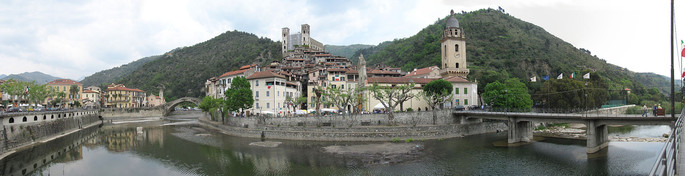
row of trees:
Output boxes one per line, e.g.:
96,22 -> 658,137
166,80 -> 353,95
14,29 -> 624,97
199,77 -> 253,123
0,79 -> 79,109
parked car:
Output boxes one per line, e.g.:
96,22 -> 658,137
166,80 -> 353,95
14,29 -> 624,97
454,105 -> 466,111
34,107 -> 45,112
7,107 -> 23,112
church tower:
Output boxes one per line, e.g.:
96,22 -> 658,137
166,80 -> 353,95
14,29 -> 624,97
440,10 -> 469,78
357,54 -> 367,88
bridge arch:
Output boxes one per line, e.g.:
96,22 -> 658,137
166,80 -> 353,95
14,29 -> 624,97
162,97 -> 202,116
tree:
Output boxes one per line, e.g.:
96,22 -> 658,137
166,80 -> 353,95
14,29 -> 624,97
369,83 -> 414,122
323,87 -> 365,116
1,79 -> 27,108
69,85 -> 79,101
224,77 -> 253,116
483,78 -> 533,112
199,96 -> 223,121
421,79 -> 453,125
27,83 -> 53,108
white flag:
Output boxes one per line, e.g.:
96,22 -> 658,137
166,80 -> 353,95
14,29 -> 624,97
530,76 -> 537,82
583,73 -> 590,79
557,73 -> 563,79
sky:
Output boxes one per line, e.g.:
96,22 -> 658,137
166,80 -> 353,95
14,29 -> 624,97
0,0 -> 683,80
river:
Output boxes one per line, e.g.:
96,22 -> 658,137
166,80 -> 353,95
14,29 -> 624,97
0,116 -> 670,175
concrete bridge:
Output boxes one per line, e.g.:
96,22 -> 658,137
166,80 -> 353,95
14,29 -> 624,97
453,111 -> 675,153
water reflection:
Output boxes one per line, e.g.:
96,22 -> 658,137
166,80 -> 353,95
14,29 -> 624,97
0,121 -> 669,175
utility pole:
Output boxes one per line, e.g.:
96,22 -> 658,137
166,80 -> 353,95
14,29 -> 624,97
671,0 -> 676,118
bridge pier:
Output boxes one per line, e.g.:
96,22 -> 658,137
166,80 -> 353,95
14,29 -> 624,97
586,120 -> 608,153
507,117 -> 533,143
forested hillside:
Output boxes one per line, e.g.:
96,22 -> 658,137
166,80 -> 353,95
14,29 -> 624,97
325,44 -> 373,59
81,55 -> 160,87
117,30 -> 281,99
352,8 -> 667,100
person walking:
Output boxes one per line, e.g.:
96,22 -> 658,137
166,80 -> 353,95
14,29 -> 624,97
642,104 -> 648,117
653,104 -> 658,117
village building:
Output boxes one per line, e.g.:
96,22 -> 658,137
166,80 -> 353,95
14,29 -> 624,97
46,79 -> 83,108
246,71 -> 301,116
105,84 -> 147,108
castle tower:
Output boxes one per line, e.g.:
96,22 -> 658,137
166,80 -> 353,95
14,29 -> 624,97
440,10 -> 469,78
301,24 -> 311,47
282,27 -> 290,55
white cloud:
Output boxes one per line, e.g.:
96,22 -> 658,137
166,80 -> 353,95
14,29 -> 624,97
0,0 -> 681,80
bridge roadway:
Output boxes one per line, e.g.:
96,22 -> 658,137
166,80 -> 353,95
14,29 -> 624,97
453,111 -> 676,153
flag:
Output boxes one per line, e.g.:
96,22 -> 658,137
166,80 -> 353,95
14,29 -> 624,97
583,73 -> 590,79
530,76 -> 537,82
570,72 -> 575,79
542,75 -> 549,81
681,48 -> 685,57
681,71 -> 685,79
557,73 -> 563,79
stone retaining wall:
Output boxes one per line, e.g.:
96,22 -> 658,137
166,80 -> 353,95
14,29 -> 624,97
220,110 -> 457,129
99,107 -> 163,119
0,111 -> 101,155
200,116 -> 507,142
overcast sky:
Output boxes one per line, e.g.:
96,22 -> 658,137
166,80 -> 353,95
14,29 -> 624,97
1,0 -> 683,80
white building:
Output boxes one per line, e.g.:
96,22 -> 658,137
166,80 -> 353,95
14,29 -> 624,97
246,71 -> 302,116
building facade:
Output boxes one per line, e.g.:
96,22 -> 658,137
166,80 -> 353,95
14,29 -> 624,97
46,79 -> 83,108
105,84 -> 146,108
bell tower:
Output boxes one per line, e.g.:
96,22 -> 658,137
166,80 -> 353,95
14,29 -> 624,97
440,10 -> 469,78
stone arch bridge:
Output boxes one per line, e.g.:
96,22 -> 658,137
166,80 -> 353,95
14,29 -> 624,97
162,97 -> 202,116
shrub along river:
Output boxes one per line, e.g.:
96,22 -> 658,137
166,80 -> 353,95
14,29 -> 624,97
0,116 -> 670,175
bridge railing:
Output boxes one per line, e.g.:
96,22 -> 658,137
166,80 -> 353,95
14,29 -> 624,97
649,108 -> 684,176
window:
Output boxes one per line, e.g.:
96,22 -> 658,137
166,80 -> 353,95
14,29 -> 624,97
267,91 -> 270,97
332,85 -> 336,89
341,77 -> 345,81
267,103 -> 270,108
464,88 -> 468,94
256,91 -> 259,98
341,84 -> 345,89
444,45 -> 447,57
455,44 -> 459,52
278,103 -> 280,109
256,103 -> 260,108
464,99 -> 469,105
256,80 -> 259,86
455,88 -> 459,94
456,63 -> 459,68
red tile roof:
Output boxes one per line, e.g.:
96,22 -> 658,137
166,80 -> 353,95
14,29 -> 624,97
404,66 -> 439,77
239,64 -> 258,70
367,76 -> 471,84
443,76 -> 471,83
107,86 -> 145,92
246,71 -> 286,80
47,79 -> 82,85
367,77 -> 435,84
368,69 -> 401,75
327,68 -> 348,72
218,69 -> 249,78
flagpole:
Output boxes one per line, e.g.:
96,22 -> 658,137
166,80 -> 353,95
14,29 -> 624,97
671,0 -> 675,118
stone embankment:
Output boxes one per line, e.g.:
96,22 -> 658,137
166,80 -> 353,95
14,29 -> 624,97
0,110 -> 102,157
199,111 -> 507,142
534,125 -> 668,142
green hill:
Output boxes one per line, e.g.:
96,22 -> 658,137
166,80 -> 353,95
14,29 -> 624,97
81,55 -> 161,87
325,44 -> 373,59
3,71 -> 62,84
352,8 -> 668,97
117,30 -> 281,99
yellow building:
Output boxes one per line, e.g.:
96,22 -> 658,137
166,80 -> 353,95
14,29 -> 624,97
46,79 -> 83,108
105,84 -> 146,108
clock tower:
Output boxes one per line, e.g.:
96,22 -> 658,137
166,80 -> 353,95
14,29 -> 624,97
440,10 -> 469,78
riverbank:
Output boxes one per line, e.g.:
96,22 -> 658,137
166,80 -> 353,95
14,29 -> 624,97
533,124 -> 668,142
198,116 -> 507,142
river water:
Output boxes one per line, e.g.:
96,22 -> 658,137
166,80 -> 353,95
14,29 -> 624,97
0,117 -> 670,176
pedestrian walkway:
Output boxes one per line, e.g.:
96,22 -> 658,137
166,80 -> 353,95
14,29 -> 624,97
678,131 -> 685,175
